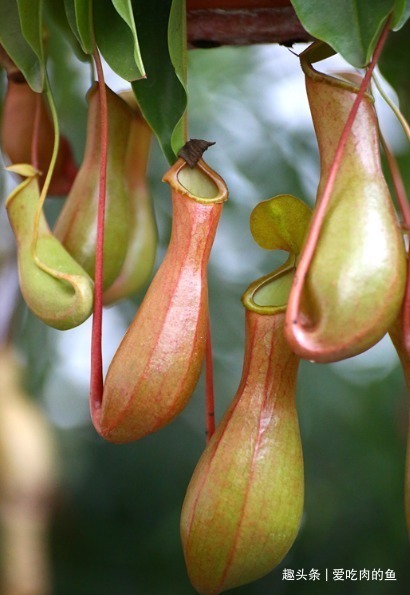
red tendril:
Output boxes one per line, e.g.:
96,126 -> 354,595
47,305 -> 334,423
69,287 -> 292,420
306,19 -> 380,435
90,50 -> 108,416
205,311 -> 215,443
31,92 -> 41,171
286,16 -> 392,339
382,138 -> 410,355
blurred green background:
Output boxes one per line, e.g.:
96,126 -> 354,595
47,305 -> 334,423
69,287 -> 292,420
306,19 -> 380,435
1,25 -> 410,595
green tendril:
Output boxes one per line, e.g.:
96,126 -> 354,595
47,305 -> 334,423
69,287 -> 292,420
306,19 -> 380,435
31,73 -> 60,262
372,72 -> 410,142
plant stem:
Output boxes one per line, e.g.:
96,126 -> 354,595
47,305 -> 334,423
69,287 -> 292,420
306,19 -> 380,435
90,50 -> 108,411
286,16 -> 391,332
31,93 -> 41,171
178,4 -> 217,442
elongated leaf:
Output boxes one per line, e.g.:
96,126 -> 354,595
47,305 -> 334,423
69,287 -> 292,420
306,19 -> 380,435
169,0 -> 187,156
63,0 -> 94,54
93,0 -> 143,80
111,0 -> 145,78
291,0 -> 395,67
131,0 -> 187,164
63,0 -> 80,45
43,0 -> 87,61
392,0 -> 410,29
17,0 -> 44,62
0,0 -> 44,91
75,0 -> 94,53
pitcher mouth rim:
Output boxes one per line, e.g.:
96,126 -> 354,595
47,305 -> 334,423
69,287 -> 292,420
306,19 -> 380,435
162,157 -> 229,205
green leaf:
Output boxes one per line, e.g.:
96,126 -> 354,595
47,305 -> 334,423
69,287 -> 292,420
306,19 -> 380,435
93,0 -> 143,81
43,0 -> 87,61
17,0 -> 44,62
250,194 -> 311,255
131,0 -> 187,164
169,0 -> 187,156
74,0 -> 94,53
392,0 -> 410,29
0,0 -> 44,91
64,0 -> 95,54
291,0 -> 395,67
63,0 -> 81,46
63,0 -> 94,54
111,0 -> 145,78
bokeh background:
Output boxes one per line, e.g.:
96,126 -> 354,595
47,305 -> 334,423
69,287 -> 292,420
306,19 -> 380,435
1,23 -> 410,595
